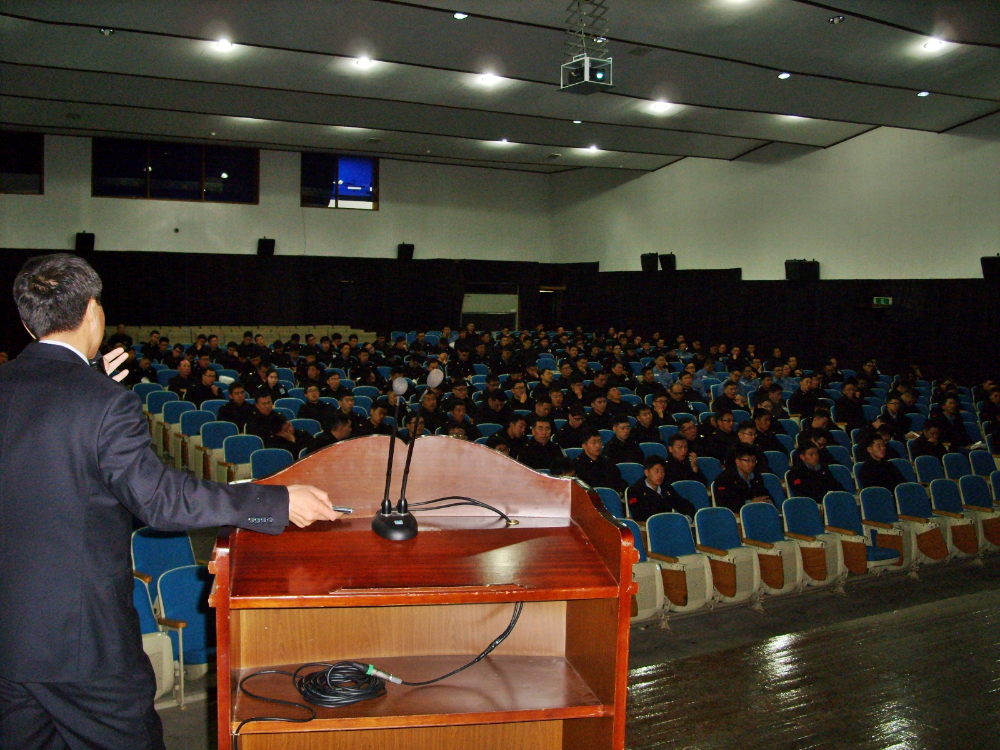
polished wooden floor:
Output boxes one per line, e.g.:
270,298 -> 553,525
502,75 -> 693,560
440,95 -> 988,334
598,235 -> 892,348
627,587 -> 1000,750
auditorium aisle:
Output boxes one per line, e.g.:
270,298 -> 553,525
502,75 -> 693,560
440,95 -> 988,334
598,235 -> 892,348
159,555 -> 1000,750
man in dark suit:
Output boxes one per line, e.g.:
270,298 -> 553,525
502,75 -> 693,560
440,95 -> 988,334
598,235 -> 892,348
0,254 -> 342,750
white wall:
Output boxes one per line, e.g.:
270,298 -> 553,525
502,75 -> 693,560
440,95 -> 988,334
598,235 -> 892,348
549,127 -> 1000,280
0,135 -> 553,262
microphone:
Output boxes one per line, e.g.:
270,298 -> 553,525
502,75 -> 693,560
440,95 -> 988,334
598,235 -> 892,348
371,369 -> 443,541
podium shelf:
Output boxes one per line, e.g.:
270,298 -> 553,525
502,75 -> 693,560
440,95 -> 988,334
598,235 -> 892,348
232,655 -> 610,734
226,517 -> 619,608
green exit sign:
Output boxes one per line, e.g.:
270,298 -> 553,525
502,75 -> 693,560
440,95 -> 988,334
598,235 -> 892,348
873,296 -> 893,307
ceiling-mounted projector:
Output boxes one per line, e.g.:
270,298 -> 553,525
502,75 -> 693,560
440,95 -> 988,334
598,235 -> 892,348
560,54 -> 613,94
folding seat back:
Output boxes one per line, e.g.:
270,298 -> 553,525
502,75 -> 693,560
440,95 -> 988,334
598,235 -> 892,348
826,445 -> 852,468
275,398 -> 302,417
133,575 -> 174,701
825,491 -> 899,574
640,442 -> 667,459
741,502 -> 804,595
160,401 -> 196,459
594,487 -> 624,518
133,382 -> 162,402
145,390 -> 178,439
776,433 -> 795,454
784,497 -> 825,537
886,483 -> 945,567
696,456 -> 723,484
200,399 -> 226,418
896,482 -> 934,518
943,452 -> 971,481
644,513 -> 715,613
929,479 -> 979,557
673,480 -> 711,511
762,473 -> 786,505
156,369 -> 178,387
290,418 -> 321,436
478,423 -> 502,437
969,450 -> 995,478
694,508 -> 761,605
250,448 -> 295,479
217,369 -> 240,381
353,395 -> 374,411
861,486 -> 900,525
960,475 -> 1000,551
157,565 -> 216,707
218,434 -> 265,483
621,519 -> 665,623
888,440 -> 906,458
890,458 -> 918,484
829,463 -> 855,492
173,410 -> 216,471
659,425 -> 679,443
915,455 -> 945,484
993,470 -> 1000,500
765,451 -> 790,479
779,419 -> 799,439
617,462 -> 644,487
131,528 -> 196,603
824,492 -> 863,535
564,448 -> 583,460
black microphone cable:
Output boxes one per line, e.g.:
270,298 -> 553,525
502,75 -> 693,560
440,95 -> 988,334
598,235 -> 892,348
233,601 -> 523,748
408,495 -> 519,525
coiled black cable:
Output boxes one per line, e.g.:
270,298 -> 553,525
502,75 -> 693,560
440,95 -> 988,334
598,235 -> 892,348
233,601 -> 523,748
408,495 -> 517,525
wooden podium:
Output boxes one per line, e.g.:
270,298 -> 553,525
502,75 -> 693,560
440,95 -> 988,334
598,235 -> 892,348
209,435 -> 637,750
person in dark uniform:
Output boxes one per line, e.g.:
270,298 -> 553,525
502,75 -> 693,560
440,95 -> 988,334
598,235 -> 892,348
909,420 -> 949,460
712,445 -> 772,514
585,394 -> 616,431
306,412 -> 354,454
555,406 -> 589,449
298,384 -> 336,430
573,429 -> 627,492
473,390 -> 513,428
602,415 -> 644,466
726,420 -> 771,474
786,444 -> 842,503
106,324 -> 133,351
166,359 -> 197,400
879,395 -> 914,442
246,394 -> 289,443
834,381 -> 867,432
486,415 -> 529,459
630,406 -> 662,445
663,433 -> 707,485
937,397 -> 975,450
856,435 -> 906,492
255,368 -> 289,403
336,393 -> 369,435
0,253 -> 338,750
753,409 -> 784,453
519,417 -> 565,471
184,366 -> 224,407
321,371 -> 352,401
441,402 -> 481,441
788,375 -> 819,419
217,382 -> 255,432
624,456 -> 697,522
355,403 -> 394,437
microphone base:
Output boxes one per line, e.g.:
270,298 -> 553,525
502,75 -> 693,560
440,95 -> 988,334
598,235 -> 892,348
371,511 -> 419,541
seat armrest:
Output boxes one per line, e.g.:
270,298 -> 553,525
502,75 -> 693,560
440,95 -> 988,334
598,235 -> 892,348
898,514 -> 930,523
157,617 -> 187,629
741,538 -> 774,549
195,445 -> 211,453
647,552 -> 680,564
964,504 -> 994,513
931,510 -> 962,519
825,525 -> 858,536
133,571 -> 152,584
695,544 -> 729,557
785,532 -> 817,542
862,519 -> 895,529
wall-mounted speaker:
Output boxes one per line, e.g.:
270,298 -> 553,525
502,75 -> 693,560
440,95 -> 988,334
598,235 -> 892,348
982,255 -> 1000,282
257,238 -> 275,257
658,253 -> 676,273
785,259 -> 820,282
640,253 -> 658,273
75,232 -> 95,255
398,243 -> 415,262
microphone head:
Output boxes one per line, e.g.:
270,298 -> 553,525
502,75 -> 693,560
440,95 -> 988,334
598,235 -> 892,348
426,369 -> 445,389
392,377 -> 409,396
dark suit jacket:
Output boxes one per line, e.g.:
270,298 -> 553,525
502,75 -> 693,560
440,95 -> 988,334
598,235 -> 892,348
0,342 -> 289,683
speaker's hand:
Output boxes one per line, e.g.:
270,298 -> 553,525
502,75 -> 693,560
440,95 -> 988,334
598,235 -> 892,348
102,347 -> 129,382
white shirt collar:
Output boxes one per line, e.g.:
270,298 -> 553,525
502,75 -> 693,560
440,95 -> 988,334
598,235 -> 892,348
39,339 -> 90,365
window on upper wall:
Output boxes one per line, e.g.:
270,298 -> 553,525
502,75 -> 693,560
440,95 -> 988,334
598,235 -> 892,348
91,137 -> 259,204
0,131 -> 44,195
300,152 -> 379,210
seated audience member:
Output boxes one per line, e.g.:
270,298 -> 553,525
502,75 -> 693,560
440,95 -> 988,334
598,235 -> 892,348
217,383 -> 255,432
246,394 -> 289,443
787,444 -> 842,504
527,398 -> 553,428
604,386 -> 631,417
125,354 -> 157,387
980,388 -> 1000,441
140,330 -> 161,361
726,420 -> 771,474
635,368 -> 666,400
474,389 -> 513,428
856,434 -> 906,492
508,380 -> 535,412
547,387 -> 568,420
321,371 -> 352,400
414,390 -> 446,434
356,403 -> 393,437
191,353 -> 214,380
795,428 -> 836,467
630,405 -> 662,444
400,414 -> 427,444
788,375 -> 819,419
530,368 -> 556,401
218,341 -> 242,370
564,380 -> 588,410
162,343 -> 187,370
374,387 -> 410,422
441,380 -> 475,413
242,361 -> 270,394
337,392 -> 369,435
269,339 -> 292,367
187,334 -> 209,358
834,381 -> 867,431
585,394 -> 616,431
879,395 -> 915,442
713,380 -> 747,414
663,432 -> 707,486
555,406 -> 589,449
442,402 -> 481,441
698,409 -> 738,461
658,385 -> 691,420
185,367 -> 224,407
167,360 -> 197,400
487,415 -> 529,459
602,415 -> 644,466
605,361 -> 635,391
677,370 -> 706,403
519,417 -> 565,471
753,409 -> 784,453
625,456 -> 697,523
937,396 -> 975,450
573,429 -> 627,492
909,420 -> 949,460
255,368 -> 289,403
897,388 -> 921,416
107,324 -> 133,351
762,384 -> 790,420
712,445 -> 772,514
298,385 -> 336,429
550,456 -> 576,478
307,412 -> 353,455
267,419 -> 313,457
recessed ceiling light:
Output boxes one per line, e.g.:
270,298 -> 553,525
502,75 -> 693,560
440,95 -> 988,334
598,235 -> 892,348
917,91 -> 930,97
777,72 -> 791,80
453,12 -> 468,19
595,37 -> 607,43
210,131 -> 216,136
923,39 -> 944,51
589,145 -> 599,151
356,57 -> 373,68
501,138 -> 508,142
214,39 -> 233,51
572,120 -> 582,124
99,28 -> 114,36
221,172 -> 228,179
829,15 -> 844,24
651,101 -> 670,112
480,73 -> 499,85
